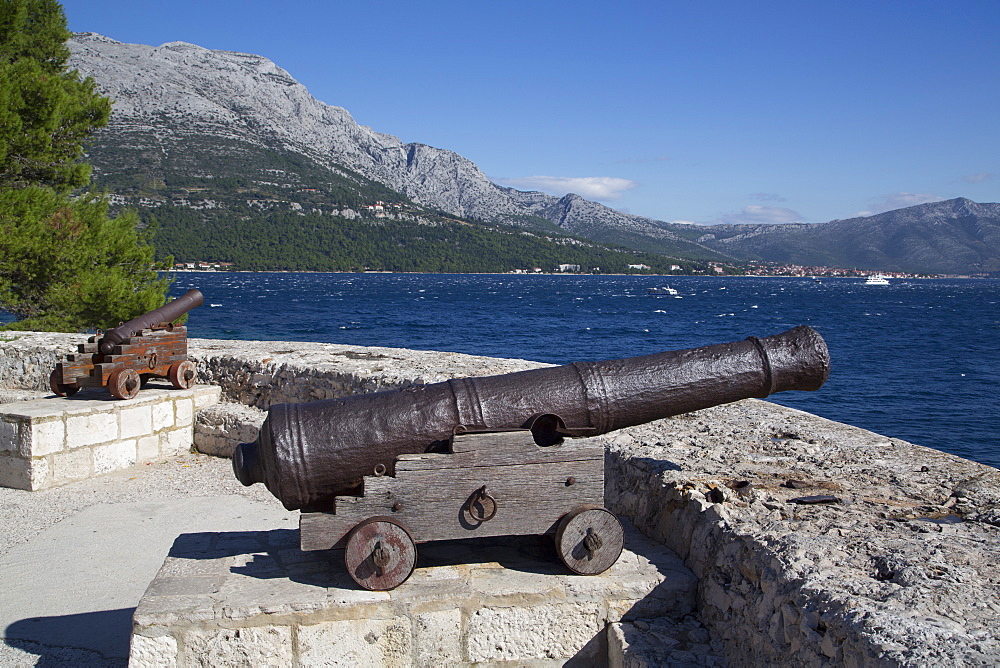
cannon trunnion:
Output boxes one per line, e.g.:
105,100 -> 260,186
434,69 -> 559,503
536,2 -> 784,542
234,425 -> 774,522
299,429 -> 622,591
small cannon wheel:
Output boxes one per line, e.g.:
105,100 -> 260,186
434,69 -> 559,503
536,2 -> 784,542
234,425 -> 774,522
167,360 -> 197,389
49,369 -> 80,397
555,505 -> 624,575
344,517 -> 417,591
108,368 -> 141,400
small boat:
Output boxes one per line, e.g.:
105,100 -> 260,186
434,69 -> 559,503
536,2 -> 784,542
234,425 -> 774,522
864,274 -> 890,285
647,286 -> 679,296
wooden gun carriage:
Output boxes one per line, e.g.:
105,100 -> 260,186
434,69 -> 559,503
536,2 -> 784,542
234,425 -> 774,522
49,289 -> 203,400
299,428 -> 623,591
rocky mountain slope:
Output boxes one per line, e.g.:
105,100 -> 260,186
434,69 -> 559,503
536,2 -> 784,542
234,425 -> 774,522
67,33 -> 999,274
695,198 -> 1000,274
68,33 -> 722,261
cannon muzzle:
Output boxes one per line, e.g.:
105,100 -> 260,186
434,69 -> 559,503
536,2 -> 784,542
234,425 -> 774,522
99,289 -> 204,354
234,325 -> 830,510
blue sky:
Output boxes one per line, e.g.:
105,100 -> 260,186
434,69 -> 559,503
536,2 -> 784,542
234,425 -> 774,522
61,0 -> 999,225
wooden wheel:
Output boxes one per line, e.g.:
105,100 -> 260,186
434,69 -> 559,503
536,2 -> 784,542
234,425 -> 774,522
49,369 -> 80,397
344,517 -> 417,591
107,368 -> 141,400
167,360 -> 197,389
555,505 -> 624,575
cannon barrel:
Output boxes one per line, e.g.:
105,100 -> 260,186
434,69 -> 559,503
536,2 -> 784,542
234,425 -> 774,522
99,289 -> 204,354
234,325 -> 830,510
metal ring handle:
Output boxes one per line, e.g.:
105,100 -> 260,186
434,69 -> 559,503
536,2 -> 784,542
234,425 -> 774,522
466,485 -> 498,522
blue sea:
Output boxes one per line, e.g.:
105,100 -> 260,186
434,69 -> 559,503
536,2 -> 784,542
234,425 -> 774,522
170,273 -> 998,469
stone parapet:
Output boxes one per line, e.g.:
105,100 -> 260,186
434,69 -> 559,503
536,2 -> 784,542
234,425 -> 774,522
0,332 -> 550,408
129,524 -> 697,667
0,384 -> 220,490
601,399 -> 1000,666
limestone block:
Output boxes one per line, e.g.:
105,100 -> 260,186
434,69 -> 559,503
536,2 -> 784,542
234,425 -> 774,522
26,418 -> 65,457
120,404 -> 153,439
137,435 -> 159,462
413,609 -> 463,668
129,633 -> 178,668
160,427 -> 192,456
298,618 -> 412,667
93,439 -> 137,474
193,403 -> 266,457
0,455 -> 31,490
0,419 -> 17,453
465,603 -> 603,663
66,411 -> 118,448
152,401 -> 173,432
174,398 -> 194,428
181,626 -> 293,666
51,447 -> 91,482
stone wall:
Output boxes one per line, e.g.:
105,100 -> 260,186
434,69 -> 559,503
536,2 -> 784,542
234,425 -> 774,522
0,385 -> 219,490
0,332 -> 549,407
600,402 -> 1000,666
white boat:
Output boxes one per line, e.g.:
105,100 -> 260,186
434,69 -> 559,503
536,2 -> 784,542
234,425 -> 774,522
647,286 -> 679,296
864,274 -> 890,285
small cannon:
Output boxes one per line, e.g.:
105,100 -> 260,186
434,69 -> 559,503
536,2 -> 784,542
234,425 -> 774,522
50,289 -> 203,400
234,325 -> 829,590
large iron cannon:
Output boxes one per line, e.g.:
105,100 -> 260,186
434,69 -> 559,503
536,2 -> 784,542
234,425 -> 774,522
234,325 -> 830,512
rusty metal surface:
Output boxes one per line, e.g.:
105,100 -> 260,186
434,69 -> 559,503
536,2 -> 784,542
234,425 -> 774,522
234,326 -> 830,511
99,289 -> 203,354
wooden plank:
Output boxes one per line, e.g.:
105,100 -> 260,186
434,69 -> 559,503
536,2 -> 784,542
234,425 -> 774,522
394,442 -> 604,471
300,457 -> 604,551
450,430 -> 538,453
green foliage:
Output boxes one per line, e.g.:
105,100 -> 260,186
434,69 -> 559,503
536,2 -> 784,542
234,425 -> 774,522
147,205 -> 701,274
0,188 -> 171,331
0,0 -> 110,192
0,0 -> 171,331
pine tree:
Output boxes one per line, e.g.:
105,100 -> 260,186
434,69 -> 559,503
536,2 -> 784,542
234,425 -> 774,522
0,0 -> 170,331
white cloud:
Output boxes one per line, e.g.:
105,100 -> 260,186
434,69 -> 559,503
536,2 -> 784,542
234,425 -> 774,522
748,192 -> 788,203
497,176 -> 638,201
860,192 -> 945,216
962,172 -> 994,184
716,205 -> 802,225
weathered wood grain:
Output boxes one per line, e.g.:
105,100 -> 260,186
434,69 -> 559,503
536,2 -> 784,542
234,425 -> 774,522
300,431 -> 606,551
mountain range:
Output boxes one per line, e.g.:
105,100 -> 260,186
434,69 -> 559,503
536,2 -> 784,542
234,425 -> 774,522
67,33 -> 1000,275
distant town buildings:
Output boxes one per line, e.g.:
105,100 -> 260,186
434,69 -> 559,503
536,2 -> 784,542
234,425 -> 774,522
174,262 -> 234,271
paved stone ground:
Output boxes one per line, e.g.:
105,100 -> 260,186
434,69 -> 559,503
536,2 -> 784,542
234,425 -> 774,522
0,453 -> 289,666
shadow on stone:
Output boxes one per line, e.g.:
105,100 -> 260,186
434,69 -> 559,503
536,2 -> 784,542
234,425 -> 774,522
4,607 -> 133,666
169,529 -> 575,588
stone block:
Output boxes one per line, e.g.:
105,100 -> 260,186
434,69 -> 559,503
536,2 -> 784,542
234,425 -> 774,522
152,402 -> 173,432
133,525 -> 694,666
0,455 -> 32,490
51,447 -> 91,482
93,439 -> 137,474
137,434 -> 159,462
26,418 -> 65,457
0,419 -> 18,453
120,404 -> 152,439
413,609 -> 463,667
66,411 -> 118,448
129,633 -> 178,668
160,427 -> 192,456
180,626 -> 294,666
465,603 -> 604,663
298,618 -> 412,667
174,398 -> 194,427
